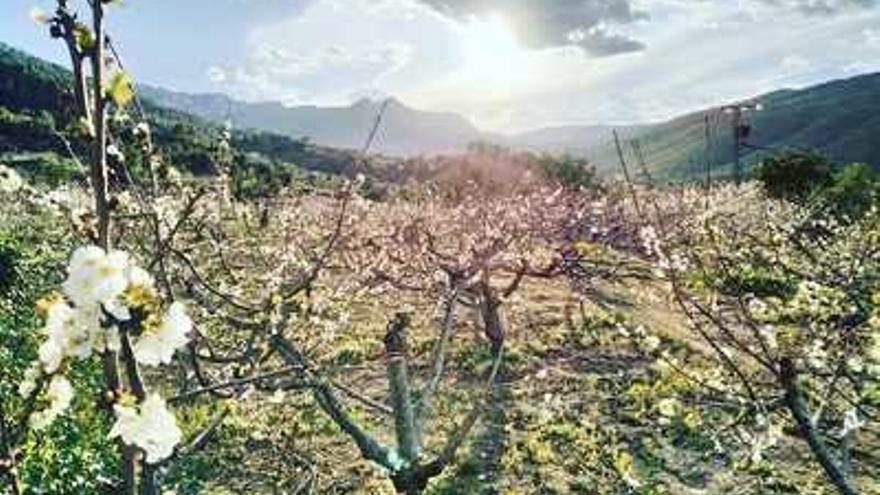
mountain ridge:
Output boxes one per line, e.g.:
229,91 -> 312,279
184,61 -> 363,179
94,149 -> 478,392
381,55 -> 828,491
2,40 -> 879,180
139,85 -> 479,156
143,70 -> 880,178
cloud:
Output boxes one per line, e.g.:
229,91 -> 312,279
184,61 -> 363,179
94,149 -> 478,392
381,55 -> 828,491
418,0 -> 648,56
206,67 -> 228,83
758,0 -> 876,15
190,0 -> 880,131
209,0 -> 460,104
567,22 -> 646,55
779,53 -> 811,73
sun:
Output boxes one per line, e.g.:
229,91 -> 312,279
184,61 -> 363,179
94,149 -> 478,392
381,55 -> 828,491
456,13 -> 535,95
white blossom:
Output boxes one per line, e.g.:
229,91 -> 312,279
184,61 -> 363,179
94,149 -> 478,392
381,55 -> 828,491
44,301 -> 102,360
109,394 -> 182,463
127,265 -> 155,289
841,408 -> 865,437
30,375 -> 74,430
34,300 -> 106,374
0,165 -> 25,193
62,246 -> 130,310
18,364 -> 41,398
133,302 -> 192,366
37,339 -> 64,374
133,122 -> 151,138
642,335 -> 661,353
106,144 -> 125,163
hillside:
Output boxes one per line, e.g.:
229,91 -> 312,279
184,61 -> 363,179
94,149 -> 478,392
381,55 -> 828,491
4,40 -> 879,184
517,73 -> 880,180
144,71 -> 880,181
140,86 -> 480,156
0,42 -> 359,183
493,124 -> 644,156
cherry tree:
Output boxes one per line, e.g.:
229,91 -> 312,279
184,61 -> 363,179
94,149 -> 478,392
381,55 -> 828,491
637,183 -> 878,495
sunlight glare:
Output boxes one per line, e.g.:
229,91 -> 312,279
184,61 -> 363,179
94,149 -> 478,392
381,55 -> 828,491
457,14 -> 535,95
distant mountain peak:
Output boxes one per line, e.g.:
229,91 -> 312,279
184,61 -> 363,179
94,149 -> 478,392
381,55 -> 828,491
140,86 -> 479,155
350,96 -> 407,111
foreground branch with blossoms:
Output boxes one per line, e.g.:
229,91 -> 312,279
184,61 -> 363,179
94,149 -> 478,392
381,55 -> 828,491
8,246 -> 191,492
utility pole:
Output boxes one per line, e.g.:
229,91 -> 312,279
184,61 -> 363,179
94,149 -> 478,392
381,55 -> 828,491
613,130 -> 643,217
731,107 -> 743,185
704,114 -> 712,192
630,138 -> 653,186
720,101 -> 762,185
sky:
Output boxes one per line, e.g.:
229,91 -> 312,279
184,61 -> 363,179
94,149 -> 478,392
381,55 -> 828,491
3,0 -> 880,132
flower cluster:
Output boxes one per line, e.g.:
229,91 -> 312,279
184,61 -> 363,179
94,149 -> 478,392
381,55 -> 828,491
19,245 -> 191,461
638,225 -> 688,275
109,394 -> 183,464
28,375 -> 73,430
0,164 -> 25,194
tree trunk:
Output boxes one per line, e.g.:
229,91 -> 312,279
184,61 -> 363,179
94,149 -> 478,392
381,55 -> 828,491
779,358 -> 858,495
57,0 -> 92,123
384,314 -> 420,463
88,4 -> 141,494
91,2 -> 110,250
478,283 -> 504,354
141,464 -> 158,495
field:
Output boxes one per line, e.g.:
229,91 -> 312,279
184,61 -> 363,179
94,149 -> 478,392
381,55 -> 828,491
2,166 -> 878,494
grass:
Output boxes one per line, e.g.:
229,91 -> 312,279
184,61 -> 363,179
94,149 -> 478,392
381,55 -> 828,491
160,262 -> 868,494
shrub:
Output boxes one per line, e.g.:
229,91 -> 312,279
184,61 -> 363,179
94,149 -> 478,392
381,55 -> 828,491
231,151 -> 299,200
2,153 -> 82,187
756,151 -> 832,202
537,154 -> 597,189
816,162 -> 879,220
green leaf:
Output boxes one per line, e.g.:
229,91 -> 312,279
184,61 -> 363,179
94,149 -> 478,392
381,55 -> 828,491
107,71 -> 134,108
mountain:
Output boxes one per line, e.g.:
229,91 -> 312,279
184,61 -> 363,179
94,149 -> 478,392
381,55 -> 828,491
495,124 -> 644,155
140,86 -> 480,156
146,70 -> 880,180
3,40 -> 879,182
504,73 -> 880,180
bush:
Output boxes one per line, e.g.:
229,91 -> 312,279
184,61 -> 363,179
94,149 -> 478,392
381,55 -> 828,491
2,152 -> 82,187
231,152 -> 301,200
715,266 -> 797,299
756,151 -> 832,202
537,154 -> 597,189
816,162 -> 879,220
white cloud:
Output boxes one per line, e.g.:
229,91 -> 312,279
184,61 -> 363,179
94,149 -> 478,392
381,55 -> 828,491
780,54 -> 811,72
207,66 -> 228,83
201,0 -> 880,131
210,0 -> 459,105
